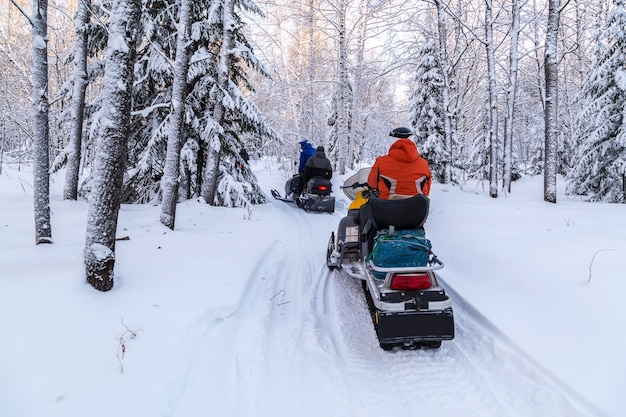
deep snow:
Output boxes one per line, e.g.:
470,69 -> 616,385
0,158 -> 624,417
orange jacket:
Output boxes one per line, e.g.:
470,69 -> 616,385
367,138 -> 431,199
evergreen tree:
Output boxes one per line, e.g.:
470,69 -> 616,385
410,34 -> 447,183
126,0 -> 276,208
566,0 -> 626,202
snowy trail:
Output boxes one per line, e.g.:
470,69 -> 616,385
161,197 -> 601,417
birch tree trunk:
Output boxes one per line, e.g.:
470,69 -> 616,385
544,0 -> 561,203
306,0 -> 316,141
201,0 -> 235,205
160,0 -> 192,229
503,0 -> 521,193
64,0 -> 90,201
30,0 -> 53,244
84,0 -> 141,291
335,0 -> 350,175
435,0 -> 452,184
485,0 -> 499,198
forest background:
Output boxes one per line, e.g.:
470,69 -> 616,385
1,0 -> 624,288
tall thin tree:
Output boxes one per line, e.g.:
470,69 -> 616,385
160,0 -> 192,229
201,0 -> 235,205
64,0 -> 90,201
485,0 -> 499,198
544,0 -> 564,203
502,0 -> 521,193
10,0 -> 53,244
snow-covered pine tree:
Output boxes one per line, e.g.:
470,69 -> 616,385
410,32 -> 447,183
566,0 -> 626,203
199,0 -> 277,207
126,0 -> 277,208
84,0 -> 142,291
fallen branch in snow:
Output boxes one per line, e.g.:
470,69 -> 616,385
270,289 -> 290,306
115,236 -> 130,241
116,319 -> 143,374
588,249 -> 614,282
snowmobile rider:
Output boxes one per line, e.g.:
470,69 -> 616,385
367,127 -> 431,199
298,140 -> 316,173
303,145 -> 333,184
288,139 -> 317,197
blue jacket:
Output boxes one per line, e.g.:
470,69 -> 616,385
299,142 -> 316,173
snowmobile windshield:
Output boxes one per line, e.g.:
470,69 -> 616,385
342,167 -> 371,200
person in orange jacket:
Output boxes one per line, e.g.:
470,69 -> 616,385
367,127 -> 431,199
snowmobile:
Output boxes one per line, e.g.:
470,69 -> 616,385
271,174 -> 335,213
326,168 -> 454,350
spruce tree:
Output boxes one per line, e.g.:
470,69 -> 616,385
410,35 -> 446,183
566,0 -> 626,202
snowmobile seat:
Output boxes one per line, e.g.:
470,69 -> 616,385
365,194 -> 430,230
359,194 -> 430,257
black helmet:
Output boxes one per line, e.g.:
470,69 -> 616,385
389,127 -> 414,138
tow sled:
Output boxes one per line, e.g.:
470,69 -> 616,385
272,175 -> 335,213
326,168 -> 454,350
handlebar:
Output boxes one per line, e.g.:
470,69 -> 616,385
340,182 -> 371,190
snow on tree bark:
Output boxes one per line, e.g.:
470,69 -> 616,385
160,0 -> 192,229
436,0 -> 453,184
64,0 -> 90,201
503,0 -> 521,194
544,0 -> 562,203
201,0 -> 234,205
31,0 -> 53,244
485,0 -> 499,198
84,0 -> 141,292
335,0 -> 350,175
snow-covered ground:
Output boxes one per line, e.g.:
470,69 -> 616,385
1,158 -> 623,417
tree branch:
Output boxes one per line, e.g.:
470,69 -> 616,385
9,0 -> 34,26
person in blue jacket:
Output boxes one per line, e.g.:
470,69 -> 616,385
298,140 -> 316,173
287,140 -> 317,197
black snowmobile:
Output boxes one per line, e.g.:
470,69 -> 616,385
271,174 -> 335,213
326,168 -> 454,350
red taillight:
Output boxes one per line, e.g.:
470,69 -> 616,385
317,185 -> 329,191
390,274 -> 432,290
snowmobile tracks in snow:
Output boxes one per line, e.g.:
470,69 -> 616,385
160,204 -> 602,417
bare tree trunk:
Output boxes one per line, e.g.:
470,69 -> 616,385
160,0 -> 192,229
544,0 -> 561,203
435,0 -> 452,184
201,0 -> 235,204
349,0 -> 369,169
306,0 -> 316,141
84,0 -> 141,291
64,0 -> 90,201
29,0 -> 53,244
335,0 -> 350,175
485,0 -> 499,198
503,0 -> 521,193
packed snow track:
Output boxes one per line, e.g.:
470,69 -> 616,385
160,198 -> 602,417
